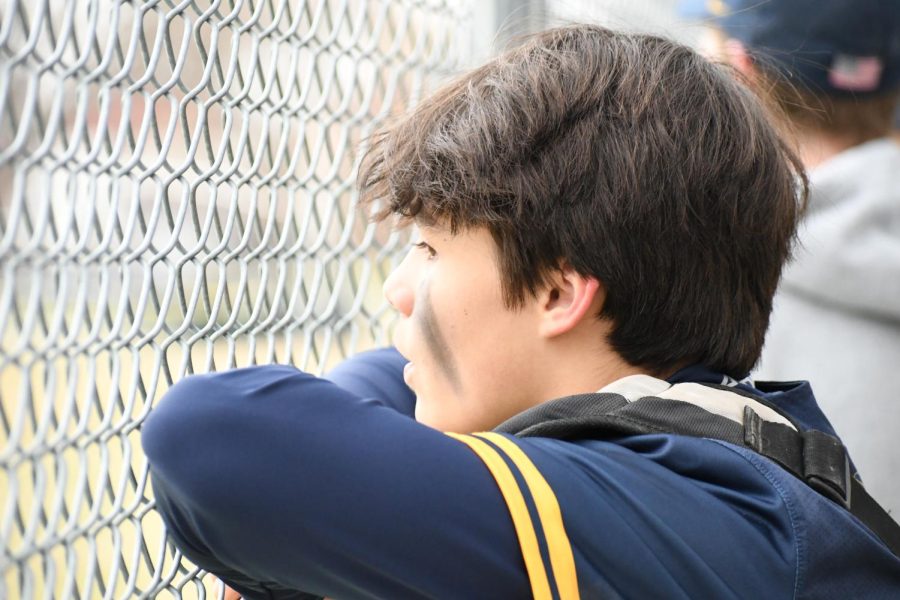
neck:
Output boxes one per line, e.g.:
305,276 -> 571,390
791,127 -> 876,170
532,326 -> 650,404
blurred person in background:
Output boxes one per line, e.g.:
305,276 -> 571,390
681,0 -> 900,517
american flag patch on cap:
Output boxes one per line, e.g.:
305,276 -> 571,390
828,54 -> 883,91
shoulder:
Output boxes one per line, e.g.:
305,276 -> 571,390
493,433 -> 799,597
499,433 -> 900,597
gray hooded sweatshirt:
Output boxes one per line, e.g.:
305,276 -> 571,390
756,137 -> 900,517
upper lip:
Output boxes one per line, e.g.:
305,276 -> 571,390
392,325 -> 412,362
393,342 -> 412,365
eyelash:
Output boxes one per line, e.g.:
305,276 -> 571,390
413,241 -> 436,259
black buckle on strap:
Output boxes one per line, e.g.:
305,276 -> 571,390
743,406 -> 851,509
803,429 -> 851,509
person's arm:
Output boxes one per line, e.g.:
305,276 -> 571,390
323,347 -> 415,417
141,364 -> 530,599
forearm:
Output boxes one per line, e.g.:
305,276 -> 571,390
323,347 -> 415,417
141,364 -> 528,599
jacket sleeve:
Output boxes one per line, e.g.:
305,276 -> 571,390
323,347 -> 416,418
141,364 -> 530,600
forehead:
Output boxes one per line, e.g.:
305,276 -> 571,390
416,222 -> 499,260
416,223 -> 449,240
413,216 -> 450,235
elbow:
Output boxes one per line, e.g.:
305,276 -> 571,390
141,374 -> 217,488
141,365 -> 304,498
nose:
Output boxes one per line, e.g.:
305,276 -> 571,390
383,252 -> 415,318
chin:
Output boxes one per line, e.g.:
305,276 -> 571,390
414,404 -> 456,433
415,407 -> 444,430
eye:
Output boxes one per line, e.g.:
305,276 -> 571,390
413,240 -> 437,259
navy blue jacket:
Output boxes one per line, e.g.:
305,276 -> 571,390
141,348 -> 900,598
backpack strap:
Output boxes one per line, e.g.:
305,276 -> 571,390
494,381 -> 900,558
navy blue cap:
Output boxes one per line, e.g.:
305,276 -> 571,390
678,0 -> 900,96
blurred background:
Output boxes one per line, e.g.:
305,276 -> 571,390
0,0 -> 845,598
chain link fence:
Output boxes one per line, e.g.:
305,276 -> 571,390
0,0 -> 472,597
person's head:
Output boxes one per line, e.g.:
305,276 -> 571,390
682,0 -> 900,151
360,25 -> 806,432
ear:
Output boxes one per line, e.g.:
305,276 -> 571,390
537,265 -> 604,338
723,38 -> 758,83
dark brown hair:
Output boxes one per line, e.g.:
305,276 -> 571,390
359,24 -> 807,378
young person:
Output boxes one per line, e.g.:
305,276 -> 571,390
141,25 -> 900,598
681,0 -> 900,517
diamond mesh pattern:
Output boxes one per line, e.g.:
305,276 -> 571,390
0,1 -> 471,597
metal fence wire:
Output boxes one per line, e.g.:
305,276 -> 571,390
0,0 -> 472,597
